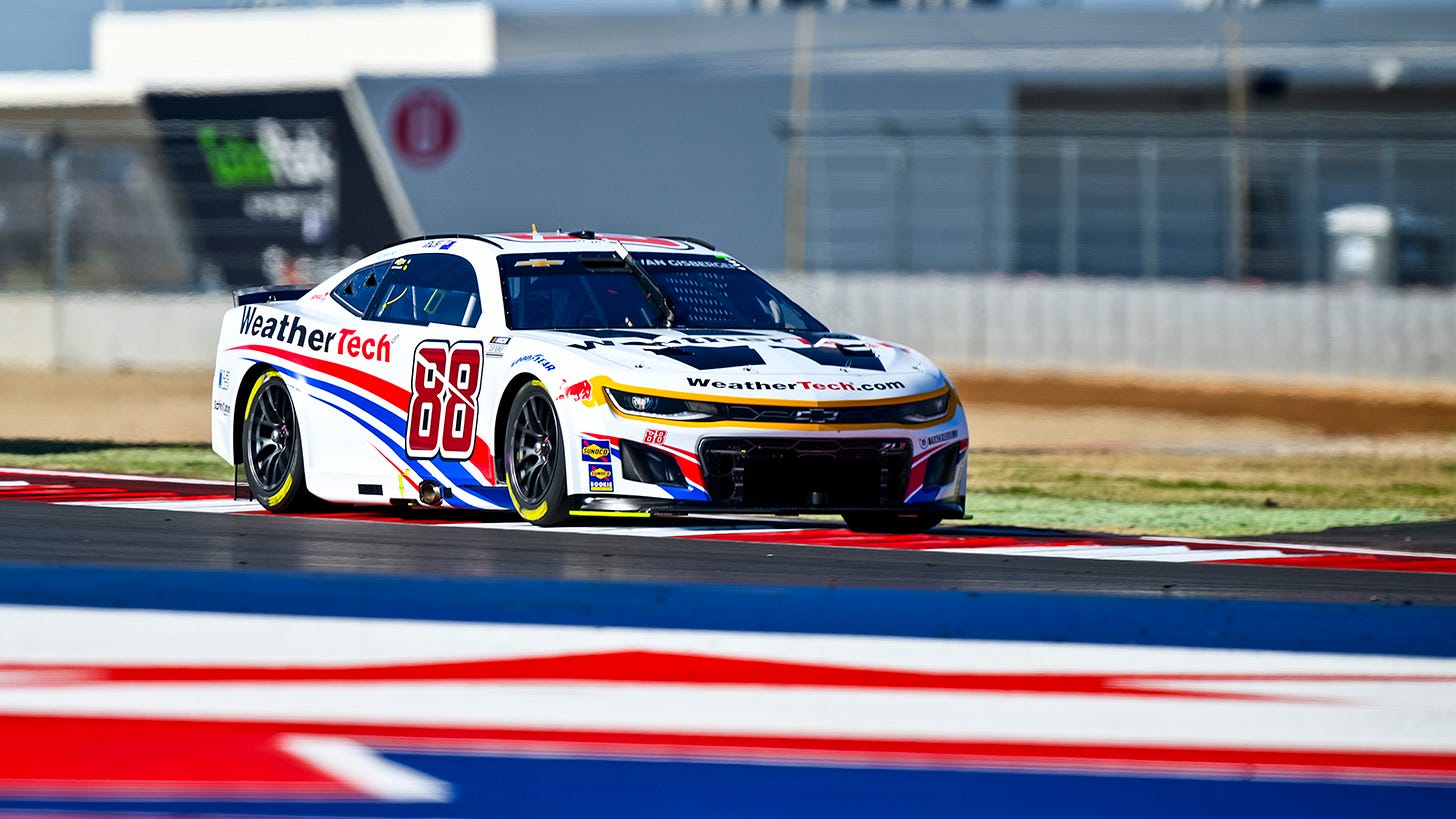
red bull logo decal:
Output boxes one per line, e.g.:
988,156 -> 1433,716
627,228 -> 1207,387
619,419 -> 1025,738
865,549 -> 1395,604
560,379 -> 592,402
588,464 -> 614,492
581,438 -> 611,463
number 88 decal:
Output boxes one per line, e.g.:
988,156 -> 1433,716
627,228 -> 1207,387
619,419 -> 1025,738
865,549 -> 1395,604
407,340 -> 484,460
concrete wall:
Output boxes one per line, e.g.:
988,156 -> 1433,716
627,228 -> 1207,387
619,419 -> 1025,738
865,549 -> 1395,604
3,281 -> 1454,385
355,71 -> 1012,273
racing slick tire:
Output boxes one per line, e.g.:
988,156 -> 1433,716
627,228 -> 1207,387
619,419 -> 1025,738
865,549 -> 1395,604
242,369 -> 318,513
505,380 -> 570,527
842,511 -> 942,534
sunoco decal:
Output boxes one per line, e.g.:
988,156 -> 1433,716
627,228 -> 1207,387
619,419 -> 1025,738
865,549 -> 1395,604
588,464 -> 614,492
581,438 -> 611,463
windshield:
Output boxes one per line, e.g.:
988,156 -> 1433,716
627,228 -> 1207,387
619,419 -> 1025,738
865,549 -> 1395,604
498,251 -> 826,332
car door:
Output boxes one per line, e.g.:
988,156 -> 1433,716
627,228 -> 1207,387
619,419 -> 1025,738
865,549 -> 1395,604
360,252 -> 495,506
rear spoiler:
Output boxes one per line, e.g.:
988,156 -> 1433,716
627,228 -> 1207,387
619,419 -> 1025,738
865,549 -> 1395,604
233,284 -> 314,307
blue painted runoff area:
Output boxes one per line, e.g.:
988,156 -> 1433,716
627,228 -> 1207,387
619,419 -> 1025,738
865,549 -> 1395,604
2,758 -> 1455,819
0,561 -> 1451,657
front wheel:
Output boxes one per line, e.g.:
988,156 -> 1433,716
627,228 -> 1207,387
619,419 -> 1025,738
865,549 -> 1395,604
504,381 -> 570,526
242,370 -> 316,512
842,512 -> 942,534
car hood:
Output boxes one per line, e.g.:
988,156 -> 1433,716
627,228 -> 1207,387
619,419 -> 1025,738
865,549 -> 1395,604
522,328 -> 933,378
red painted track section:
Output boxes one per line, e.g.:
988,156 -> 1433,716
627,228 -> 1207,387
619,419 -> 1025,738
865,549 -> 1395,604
3,468 -> 1455,573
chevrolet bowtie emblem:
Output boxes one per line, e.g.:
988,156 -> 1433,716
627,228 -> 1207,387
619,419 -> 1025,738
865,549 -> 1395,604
793,408 -> 838,423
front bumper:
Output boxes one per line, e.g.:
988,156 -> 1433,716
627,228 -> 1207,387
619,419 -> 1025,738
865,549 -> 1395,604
570,494 -> 966,519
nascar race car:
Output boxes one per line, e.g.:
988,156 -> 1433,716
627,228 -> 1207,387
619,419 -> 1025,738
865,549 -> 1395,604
211,232 -> 968,532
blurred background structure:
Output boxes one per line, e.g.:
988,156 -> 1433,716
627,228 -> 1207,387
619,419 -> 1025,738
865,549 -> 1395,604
1,0 -> 1454,379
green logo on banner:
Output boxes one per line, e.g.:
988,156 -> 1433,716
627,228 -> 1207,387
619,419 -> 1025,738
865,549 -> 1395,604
196,125 -> 274,188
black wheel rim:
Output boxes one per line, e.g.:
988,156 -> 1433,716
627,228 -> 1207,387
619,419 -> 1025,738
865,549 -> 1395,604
510,392 -> 558,505
246,380 -> 297,495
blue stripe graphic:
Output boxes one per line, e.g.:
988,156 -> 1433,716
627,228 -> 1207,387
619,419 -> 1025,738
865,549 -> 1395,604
253,358 -> 508,510
2,760 -> 1452,819
0,562 -> 1450,657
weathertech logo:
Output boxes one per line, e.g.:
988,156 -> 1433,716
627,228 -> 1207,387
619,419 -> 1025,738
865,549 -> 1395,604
686,377 -> 905,392
239,305 -> 390,362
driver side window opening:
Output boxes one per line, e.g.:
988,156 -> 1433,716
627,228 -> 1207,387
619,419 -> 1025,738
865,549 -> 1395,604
363,254 -> 483,328
331,261 -> 386,316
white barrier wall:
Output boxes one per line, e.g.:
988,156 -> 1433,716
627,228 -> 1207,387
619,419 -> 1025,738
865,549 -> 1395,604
776,274 -> 1456,383
2,280 -> 1454,383
0,293 -> 233,371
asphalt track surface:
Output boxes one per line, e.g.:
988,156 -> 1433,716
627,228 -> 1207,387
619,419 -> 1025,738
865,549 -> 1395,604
3,474 -> 1456,818
3,498 -> 1454,605
1250,519 -> 1456,552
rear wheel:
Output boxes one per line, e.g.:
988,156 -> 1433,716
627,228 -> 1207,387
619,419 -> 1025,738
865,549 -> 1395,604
505,381 -> 569,526
242,370 -> 316,512
842,512 -> 941,534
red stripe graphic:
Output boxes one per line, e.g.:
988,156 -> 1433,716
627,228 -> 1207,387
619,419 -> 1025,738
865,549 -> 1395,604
2,713 -> 1454,794
11,651 -> 1445,700
229,343 -> 495,483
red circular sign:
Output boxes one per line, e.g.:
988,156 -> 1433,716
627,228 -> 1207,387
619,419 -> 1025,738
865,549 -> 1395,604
390,88 -> 459,169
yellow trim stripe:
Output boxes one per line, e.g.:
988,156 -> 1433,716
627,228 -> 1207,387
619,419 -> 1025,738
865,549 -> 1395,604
568,509 -> 653,518
598,376 -> 959,431
596,375 -> 950,409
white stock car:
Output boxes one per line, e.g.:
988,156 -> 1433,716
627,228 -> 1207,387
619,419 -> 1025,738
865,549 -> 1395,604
211,232 -> 968,533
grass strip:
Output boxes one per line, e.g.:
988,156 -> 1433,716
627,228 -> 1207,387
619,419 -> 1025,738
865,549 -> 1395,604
0,440 -> 231,481
1,441 -> 1452,538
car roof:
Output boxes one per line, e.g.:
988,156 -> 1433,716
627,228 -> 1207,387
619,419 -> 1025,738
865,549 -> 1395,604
371,232 -> 716,256
481,231 -> 715,253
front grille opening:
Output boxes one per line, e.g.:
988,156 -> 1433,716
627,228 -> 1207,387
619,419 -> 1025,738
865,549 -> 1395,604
923,445 -> 960,489
699,438 -> 911,508
620,439 -> 687,487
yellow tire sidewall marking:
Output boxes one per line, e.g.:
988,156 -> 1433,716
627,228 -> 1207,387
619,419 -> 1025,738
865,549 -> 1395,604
246,369 -> 296,509
506,378 -> 552,521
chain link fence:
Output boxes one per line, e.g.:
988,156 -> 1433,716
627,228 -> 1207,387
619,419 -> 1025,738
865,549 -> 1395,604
796,111 -> 1456,288
0,121 -> 192,291
0,115 -> 351,293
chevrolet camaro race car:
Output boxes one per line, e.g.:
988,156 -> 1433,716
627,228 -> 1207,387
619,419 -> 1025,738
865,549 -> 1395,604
211,231 -> 968,532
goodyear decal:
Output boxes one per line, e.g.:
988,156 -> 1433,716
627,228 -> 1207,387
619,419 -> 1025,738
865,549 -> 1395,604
581,438 -> 611,463
588,464 -> 614,492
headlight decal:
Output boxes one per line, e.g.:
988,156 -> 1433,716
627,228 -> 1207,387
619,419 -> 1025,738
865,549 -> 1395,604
605,388 -> 727,421
606,385 -> 955,427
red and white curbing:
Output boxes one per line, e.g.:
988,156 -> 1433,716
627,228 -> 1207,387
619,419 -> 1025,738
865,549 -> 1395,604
2,468 -> 1453,573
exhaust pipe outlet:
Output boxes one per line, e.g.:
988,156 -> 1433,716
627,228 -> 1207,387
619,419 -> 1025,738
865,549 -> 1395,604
418,480 -> 445,506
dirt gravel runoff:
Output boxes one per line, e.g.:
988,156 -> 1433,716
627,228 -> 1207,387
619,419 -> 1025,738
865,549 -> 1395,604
2,367 -> 1454,452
